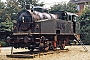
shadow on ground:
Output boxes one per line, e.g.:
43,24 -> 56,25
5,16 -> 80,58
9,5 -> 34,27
6,51 -> 40,58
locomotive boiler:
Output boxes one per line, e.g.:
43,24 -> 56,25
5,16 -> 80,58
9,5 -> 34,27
7,6 -> 80,51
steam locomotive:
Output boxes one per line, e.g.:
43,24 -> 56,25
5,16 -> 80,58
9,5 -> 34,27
7,6 -> 80,51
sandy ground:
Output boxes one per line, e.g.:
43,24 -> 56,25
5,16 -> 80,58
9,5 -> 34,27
0,45 -> 90,60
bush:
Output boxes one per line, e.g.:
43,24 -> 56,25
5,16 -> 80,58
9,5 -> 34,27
0,40 -> 7,47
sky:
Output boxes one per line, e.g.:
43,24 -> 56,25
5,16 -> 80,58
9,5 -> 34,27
41,0 -> 70,8
41,0 -> 70,3
1,0 -> 70,8
1,0 -> 70,2
1,0 -> 6,2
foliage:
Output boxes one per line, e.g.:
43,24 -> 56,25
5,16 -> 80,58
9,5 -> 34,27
50,2 -> 78,13
0,40 -> 7,47
66,3 -> 78,13
0,18 -> 13,32
79,7 -> 90,44
0,2 -> 5,20
5,0 -> 21,20
18,0 -> 44,7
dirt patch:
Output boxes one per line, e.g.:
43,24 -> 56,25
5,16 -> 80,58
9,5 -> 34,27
0,45 -> 90,60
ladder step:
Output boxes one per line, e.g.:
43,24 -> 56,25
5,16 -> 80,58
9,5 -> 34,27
78,40 -> 88,52
35,38 -> 40,40
35,47 -> 39,49
74,34 -> 88,52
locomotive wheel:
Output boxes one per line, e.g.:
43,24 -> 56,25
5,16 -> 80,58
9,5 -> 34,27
49,44 -> 54,50
39,43 -> 49,51
39,43 -> 44,51
44,44 -> 49,51
59,44 -> 64,50
28,45 -> 35,51
28,47 -> 34,51
60,45 -> 64,50
59,38 -> 66,50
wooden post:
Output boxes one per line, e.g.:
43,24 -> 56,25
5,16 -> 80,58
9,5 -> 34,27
11,46 -> 13,55
38,42 -> 40,58
0,43 -> 1,53
11,43 -> 14,55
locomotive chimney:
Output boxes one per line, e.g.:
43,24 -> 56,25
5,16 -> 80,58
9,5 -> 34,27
25,2 -> 30,9
23,0 -> 33,10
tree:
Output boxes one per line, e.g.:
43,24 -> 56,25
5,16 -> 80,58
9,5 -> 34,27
50,2 -> 78,13
79,7 -> 90,44
5,0 -> 21,20
0,0 -> 17,32
66,3 -> 78,13
18,0 -> 44,8
0,16 -> 13,32
0,1 -> 5,20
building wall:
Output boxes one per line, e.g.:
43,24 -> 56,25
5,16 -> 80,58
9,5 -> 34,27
77,3 -> 84,15
69,0 -> 90,15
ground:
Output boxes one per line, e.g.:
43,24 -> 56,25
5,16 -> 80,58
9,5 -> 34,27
0,45 -> 90,60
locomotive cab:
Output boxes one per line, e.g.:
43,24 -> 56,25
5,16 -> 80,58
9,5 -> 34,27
66,12 -> 79,33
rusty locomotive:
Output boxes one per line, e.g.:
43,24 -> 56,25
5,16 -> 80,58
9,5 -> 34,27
7,6 -> 80,51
